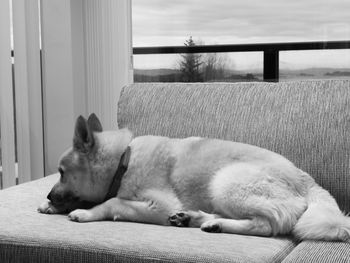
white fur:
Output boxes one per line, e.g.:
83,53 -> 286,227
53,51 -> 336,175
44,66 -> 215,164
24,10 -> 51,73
210,163 -> 307,235
293,183 -> 350,241
41,121 -> 350,242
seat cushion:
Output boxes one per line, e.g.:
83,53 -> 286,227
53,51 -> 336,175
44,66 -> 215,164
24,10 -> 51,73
118,80 -> 350,212
282,241 -> 350,263
0,175 -> 296,263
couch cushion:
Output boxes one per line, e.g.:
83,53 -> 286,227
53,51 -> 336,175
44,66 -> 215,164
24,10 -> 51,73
0,175 -> 296,263
118,80 -> 350,212
282,241 -> 350,263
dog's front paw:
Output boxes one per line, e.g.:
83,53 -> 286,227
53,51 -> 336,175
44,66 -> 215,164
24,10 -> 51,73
200,220 -> 222,233
169,212 -> 191,227
68,209 -> 94,222
38,200 -> 59,214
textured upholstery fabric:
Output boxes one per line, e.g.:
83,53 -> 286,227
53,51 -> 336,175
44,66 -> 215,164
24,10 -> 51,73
282,241 -> 350,263
0,175 -> 295,263
1,80 -> 349,263
118,80 -> 350,212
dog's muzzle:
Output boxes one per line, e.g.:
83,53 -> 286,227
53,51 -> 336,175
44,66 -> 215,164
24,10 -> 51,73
47,191 -> 97,211
47,191 -> 80,207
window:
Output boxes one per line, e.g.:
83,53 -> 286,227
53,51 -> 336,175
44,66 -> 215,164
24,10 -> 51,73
132,0 -> 350,82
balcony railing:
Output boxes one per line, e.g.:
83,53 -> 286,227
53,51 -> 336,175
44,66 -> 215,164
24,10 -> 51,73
133,40 -> 350,82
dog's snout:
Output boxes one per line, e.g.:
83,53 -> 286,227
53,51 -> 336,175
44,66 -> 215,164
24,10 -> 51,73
47,191 -> 64,204
47,190 -> 79,206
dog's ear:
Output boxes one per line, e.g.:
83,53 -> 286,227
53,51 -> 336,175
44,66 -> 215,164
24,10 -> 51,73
73,115 -> 94,153
87,113 -> 103,133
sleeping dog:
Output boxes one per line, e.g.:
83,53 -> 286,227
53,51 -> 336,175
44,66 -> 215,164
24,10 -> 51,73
38,114 -> 350,242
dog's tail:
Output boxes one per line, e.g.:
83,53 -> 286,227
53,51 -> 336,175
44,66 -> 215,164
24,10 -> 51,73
293,180 -> 350,242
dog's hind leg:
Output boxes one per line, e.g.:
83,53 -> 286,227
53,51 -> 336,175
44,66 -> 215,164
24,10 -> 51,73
200,217 -> 273,236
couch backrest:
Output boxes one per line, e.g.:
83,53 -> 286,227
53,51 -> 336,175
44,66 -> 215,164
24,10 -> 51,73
118,80 -> 350,212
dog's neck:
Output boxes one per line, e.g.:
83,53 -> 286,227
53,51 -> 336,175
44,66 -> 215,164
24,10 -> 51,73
103,146 -> 131,201
91,129 -> 133,203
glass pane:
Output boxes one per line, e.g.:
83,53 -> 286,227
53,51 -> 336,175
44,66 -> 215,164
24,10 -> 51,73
133,1 -> 350,82
280,49 -> 350,81
133,0 -> 350,47
134,52 -> 263,82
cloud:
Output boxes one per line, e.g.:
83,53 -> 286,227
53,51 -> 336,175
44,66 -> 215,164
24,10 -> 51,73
132,0 -> 350,46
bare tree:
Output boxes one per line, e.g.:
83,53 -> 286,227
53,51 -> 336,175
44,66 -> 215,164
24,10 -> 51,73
178,37 -> 233,82
203,53 -> 230,81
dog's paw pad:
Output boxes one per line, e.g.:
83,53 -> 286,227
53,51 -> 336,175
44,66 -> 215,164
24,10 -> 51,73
201,221 -> 222,233
169,212 -> 191,227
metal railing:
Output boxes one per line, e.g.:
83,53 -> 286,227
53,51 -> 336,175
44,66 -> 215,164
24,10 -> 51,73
133,40 -> 350,82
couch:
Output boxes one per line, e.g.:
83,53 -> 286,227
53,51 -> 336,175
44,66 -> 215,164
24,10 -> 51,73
0,79 -> 349,262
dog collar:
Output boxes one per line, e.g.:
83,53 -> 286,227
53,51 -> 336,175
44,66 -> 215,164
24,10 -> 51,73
104,146 -> 131,201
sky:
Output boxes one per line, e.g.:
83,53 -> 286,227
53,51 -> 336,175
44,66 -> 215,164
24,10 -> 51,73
132,0 -> 350,70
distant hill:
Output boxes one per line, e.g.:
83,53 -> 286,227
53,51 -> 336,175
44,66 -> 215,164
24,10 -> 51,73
134,69 -> 182,82
280,68 -> 350,80
134,67 -> 350,82
134,68 -> 263,82
134,69 -> 180,76
324,71 -> 350,76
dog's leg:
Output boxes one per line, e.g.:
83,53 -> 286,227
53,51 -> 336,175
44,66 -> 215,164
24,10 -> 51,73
68,197 -> 175,225
200,217 -> 273,236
